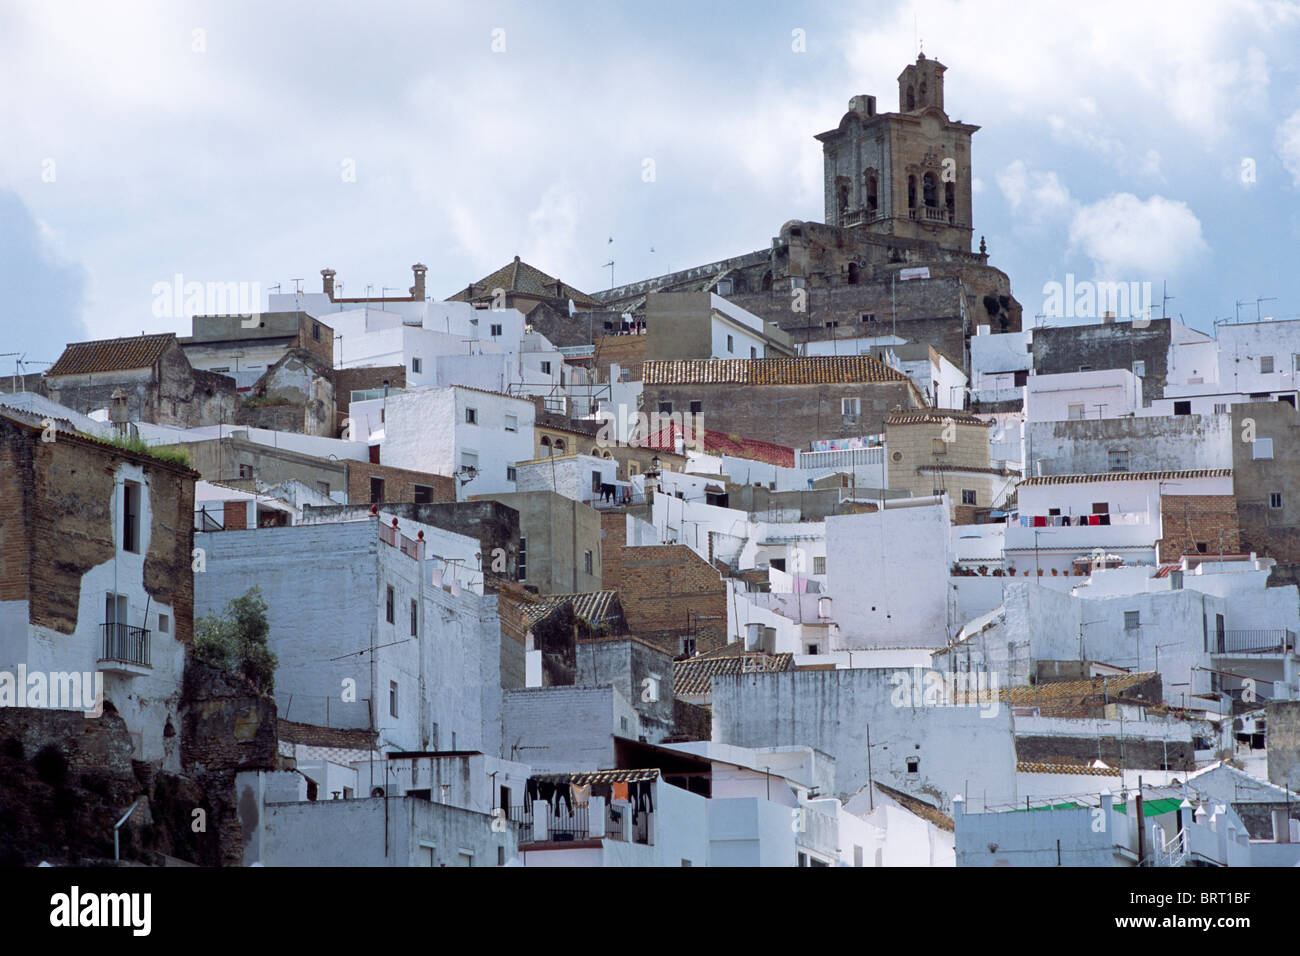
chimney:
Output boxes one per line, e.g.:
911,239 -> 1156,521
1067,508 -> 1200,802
321,268 -> 336,299
410,263 -> 427,301
109,388 -> 129,433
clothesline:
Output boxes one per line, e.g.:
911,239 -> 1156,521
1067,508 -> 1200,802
1019,512 -> 1147,527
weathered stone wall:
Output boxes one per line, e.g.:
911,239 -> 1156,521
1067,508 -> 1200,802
1014,733 -> 1194,771
1032,319 -> 1171,405
1267,699 -> 1300,790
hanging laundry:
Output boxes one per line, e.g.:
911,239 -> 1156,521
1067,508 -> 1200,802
571,783 -> 591,808
611,782 -> 629,802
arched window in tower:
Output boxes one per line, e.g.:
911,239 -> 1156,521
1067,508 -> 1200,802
907,175 -> 917,210
906,85 -> 915,110
945,180 -> 955,215
761,270 -> 773,292
847,262 -> 860,285
923,172 -> 938,208
865,173 -> 878,216
836,179 -> 850,219
919,82 -> 927,107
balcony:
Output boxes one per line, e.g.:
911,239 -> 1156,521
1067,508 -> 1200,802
796,446 -> 885,471
100,623 -> 150,670
1213,629 -> 1297,655
908,206 -> 955,224
509,804 -> 590,844
378,520 -> 425,560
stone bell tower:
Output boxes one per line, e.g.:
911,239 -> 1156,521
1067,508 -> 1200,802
815,53 -> 978,252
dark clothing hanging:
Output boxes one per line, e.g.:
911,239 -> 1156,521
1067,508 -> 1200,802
525,779 -> 539,812
554,784 -> 572,815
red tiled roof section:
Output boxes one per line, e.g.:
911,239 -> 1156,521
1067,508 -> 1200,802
643,422 -> 796,468
643,355 -> 908,386
48,333 -> 177,376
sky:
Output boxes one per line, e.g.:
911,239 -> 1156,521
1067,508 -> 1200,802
3,0 -> 1300,371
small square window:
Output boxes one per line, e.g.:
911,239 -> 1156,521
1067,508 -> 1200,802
1124,610 -> 1140,630
158,614 -> 170,633
584,550 -> 593,574
1108,449 -> 1129,473
1214,403 -> 1228,415
690,400 -> 702,414
504,414 -> 518,433
961,489 -> 977,505
465,407 -> 477,425
1270,492 -> 1283,509
540,361 -> 552,374
413,484 -> 433,504
490,323 -> 503,337
932,438 -> 947,455
842,397 -> 860,417
726,334 -> 734,353
658,402 -> 672,414
813,556 -> 826,574
1173,400 -> 1191,416
1261,355 -> 1274,374
750,346 -> 757,358
312,323 -> 321,341
317,480 -> 330,496
506,466 -> 517,481
1132,360 -> 1145,378
1253,438 -> 1274,460
411,357 -> 423,374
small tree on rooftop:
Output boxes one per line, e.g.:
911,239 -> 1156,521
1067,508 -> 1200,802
193,586 -> 277,696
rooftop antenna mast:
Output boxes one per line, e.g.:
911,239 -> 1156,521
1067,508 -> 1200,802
1161,281 -> 1174,320
1256,296 -> 1277,321
602,260 -> 615,289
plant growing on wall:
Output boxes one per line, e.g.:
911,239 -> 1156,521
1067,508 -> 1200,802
194,586 -> 278,696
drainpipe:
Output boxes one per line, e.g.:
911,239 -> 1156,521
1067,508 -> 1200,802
113,797 -> 144,861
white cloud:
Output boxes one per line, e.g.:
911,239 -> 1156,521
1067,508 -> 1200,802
1067,193 -> 1208,277
1277,110 -> 1300,186
997,160 -> 1073,224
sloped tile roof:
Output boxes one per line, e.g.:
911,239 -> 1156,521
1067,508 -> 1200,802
674,649 -> 794,697
522,590 -> 620,627
873,782 -> 955,831
887,409 -> 993,427
48,333 -> 177,376
1016,761 -> 1121,777
1019,469 -> 1231,487
448,256 -> 598,307
643,355 -> 909,386
535,411 -> 604,438
1003,672 -> 1156,702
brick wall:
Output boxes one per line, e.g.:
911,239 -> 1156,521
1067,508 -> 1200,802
593,334 -> 647,382
642,380 -> 921,449
344,461 -> 456,506
1157,495 -> 1240,563
1015,734 -> 1194,771
333,366 -> 406,434
0,419 -> 34,603
605,544 -> 727,654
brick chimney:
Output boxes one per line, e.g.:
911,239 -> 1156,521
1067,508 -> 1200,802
410,263 -> 427,301
321,269 -> 336,299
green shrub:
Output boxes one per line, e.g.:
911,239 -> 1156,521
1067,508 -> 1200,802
194,587 -> 278,696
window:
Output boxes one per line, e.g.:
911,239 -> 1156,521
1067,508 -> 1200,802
824,321 -> 839,329
239,463 -> 254,479
122,481 -> 141,553
158,614 -> 171,633
413,484 -> 433,504
461,452 -> 478,472
504,414 -> 518,433
618,367 -> 631,383
411,357 -> 422,374
689,400 -> 702,415
540,361 -> 551,374
932,438 -> 947,455
1214,403 -> 1228,415
726,334 -> 734,353
1078,365 -> 1093,372
1173,400 -> 1191,416
1261,355 -> 1274,374
620,717 -> 629,733
411,599 -> 419,637
1124,610 -> 1140,630
750,347 -> 757,358
1092,502 -> 1109,514
490,323 -> 502,337
1270,492 -> 1283,509
842,397 -> 860,418
465,407 -> 477,425
628,461 -> 640,476
370,476 -> 385,503
1108,449 -> 1129,472
807,644 -> 820,655
906,757 -> 919,774
389,681 -> 399,718
591,470 -> 603,493
1067,403 -> 1085,420
317,481 -> 330,496
1132,360 -> 1145,378
658,402 -> 672,414
518,537 -> 527,581
813,556 -> 826,575
312,322 -> 321,341
386,586 -> 395,624
681,635 -> 696,656
369,445 -> 381,464
1253,438 -> 1274,460
861,313 -> 876,324
1196,542 -> 1208,553
584,550 -> 593,574
506,466 -> 517,481
961,489 -> 977,505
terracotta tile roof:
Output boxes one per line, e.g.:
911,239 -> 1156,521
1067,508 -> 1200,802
535,411 -> 604,438
887,410 -> 993,427
48,333 -> 177,376
1003,673 -> 1156,702
674,649 -> 794,697
643,355 -> 908,386
873,782 -> 955,831
644,422 -> 796,468
522,590 -> 621,627
533,769 -> 660,785
1019,469 -> 1231,487
1016,761 -> 1121,777
278,718 -> 379,751
448,256 -> 598,308
918,464 -> 1022,477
